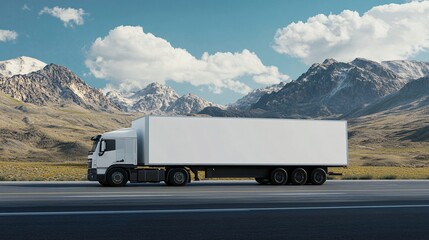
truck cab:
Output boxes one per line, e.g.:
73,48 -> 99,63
87,128 -> 137,185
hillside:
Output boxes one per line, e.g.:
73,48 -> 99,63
0,91 -> 137,161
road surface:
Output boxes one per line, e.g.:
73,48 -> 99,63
0,180 -> 428,240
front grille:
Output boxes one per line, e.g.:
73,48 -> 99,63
87,159 -> 92,169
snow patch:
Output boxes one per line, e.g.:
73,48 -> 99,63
0,56 -> 47,77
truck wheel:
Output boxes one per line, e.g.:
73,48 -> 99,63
270,168 -> 288,185
310,168 -> 327,185
106,168 -> 128,187
168,168 -> 189,186
255,178 -> 270,185
291,168 -> 307,185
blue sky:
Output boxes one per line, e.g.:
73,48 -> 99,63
1,0 -> 427,104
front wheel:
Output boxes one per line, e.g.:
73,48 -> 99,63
106,168 -> 129,187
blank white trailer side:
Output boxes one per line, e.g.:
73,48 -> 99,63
87,116 -> 348,186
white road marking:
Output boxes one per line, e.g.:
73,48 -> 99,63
65,194 -> 172,198
267,192 -> 345,196
1,204 -> 429,217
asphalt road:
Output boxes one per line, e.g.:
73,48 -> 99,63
0,180 -> 428,240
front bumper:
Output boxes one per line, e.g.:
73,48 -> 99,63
87,168 -> 105,182
87,168 -> 98,181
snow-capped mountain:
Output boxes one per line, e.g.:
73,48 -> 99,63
130,83 -> 179,113
0,56 -> 47,77
252,58 -> 410,118
381,60 -> 429,80
105,90 -> 134,111
105,83 -> 221,115
229,82 -> 286,110
166,93 -> 221,114
0,61 -> 117,111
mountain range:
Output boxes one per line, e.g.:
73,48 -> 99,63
202,58 -> 429,119
1,56 -> 429,166
0,56 -> 220,115
104,83 -> 222,115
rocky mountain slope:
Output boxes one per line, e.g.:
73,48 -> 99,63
202,58 -> 429,119
381,60 -> 429,80
345,77 -> 429,118
252,58 -> 406,118
105,82 -> 221,115
0,62 -> 117,111
229,82 -> 286,110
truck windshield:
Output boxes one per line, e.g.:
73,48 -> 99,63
89,135 -> 101,154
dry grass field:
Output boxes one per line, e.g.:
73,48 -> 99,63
0,161 -> 428,181
1,92 -> 429,181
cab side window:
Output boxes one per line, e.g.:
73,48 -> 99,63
105,140 -> 116,151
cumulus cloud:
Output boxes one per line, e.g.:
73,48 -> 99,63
39,6 -> 86,27
85,26 -> 289,94
273,1 -> 429,64
0,30 -> 18,42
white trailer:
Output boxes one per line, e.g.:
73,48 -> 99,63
87,116 -> 347,186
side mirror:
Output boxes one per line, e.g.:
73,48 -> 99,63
99,140 -> 106,156
101,141 -> 106,152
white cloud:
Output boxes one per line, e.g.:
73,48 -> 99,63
0,30 -> 18,42
273,1 -> 429,64
85,26 -> 289,94
39,6 -> 86,27
22,4 -> 31,11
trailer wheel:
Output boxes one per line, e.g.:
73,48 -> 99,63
291,168 -> 307,185
167,168 -> 189,186
255,178 -> 270,185
106,168 -> 128,187
310,168 -> 327,185
270,168 -> 288,185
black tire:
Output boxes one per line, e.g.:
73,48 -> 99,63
106,168 -> 128,187
255,178 -> 270,185
270,168 -> 288,185
291,168 -> 308,185
98,180 -> 109,186
167,168 -> 189,186
310,168 -> 327,185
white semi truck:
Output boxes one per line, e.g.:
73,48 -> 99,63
87,116 -> 347,186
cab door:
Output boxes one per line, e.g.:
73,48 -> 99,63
97,139 -> 117,169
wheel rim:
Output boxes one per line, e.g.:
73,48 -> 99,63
295,172 -> 305,183
314,172 -> 323,182
174,172 -> 185,184
111,171 -> 124,184
274,171 -> 285,183
313,170 -> 325,183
